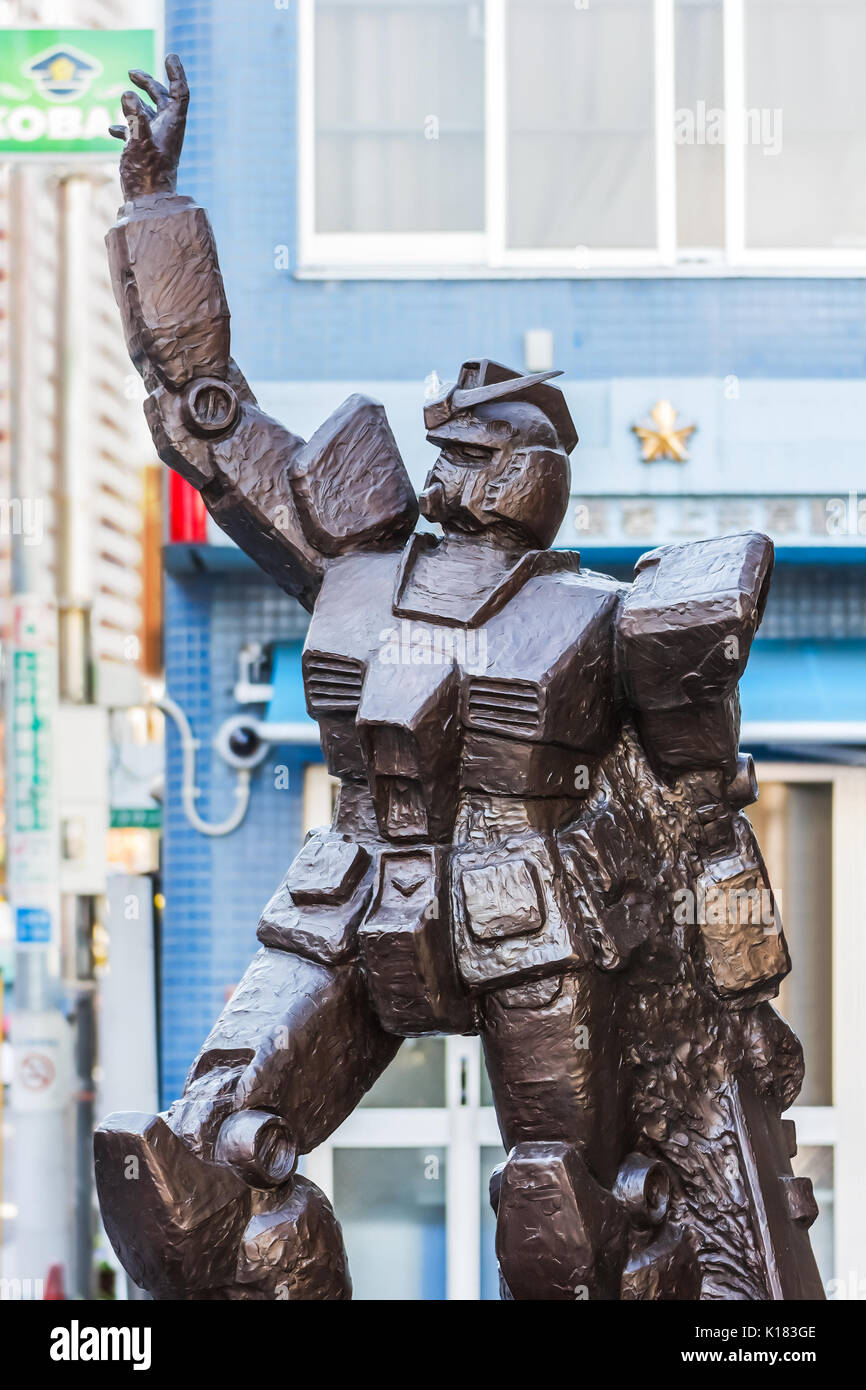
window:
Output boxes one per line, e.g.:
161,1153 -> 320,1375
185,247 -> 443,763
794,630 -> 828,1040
747,763 -> 866,1297
749,774 -> 836,1289
505,0 -> 657,252
301,1033 -> 501,1298
334,1146 -> 449,1299
302,762 -> 339,829
676,0 -> 725,250
313,0 -> 485,237
303,0 -> 487,265
743,0 -> 866,255
299,0 -> 866,271
748,781 -> 833,1107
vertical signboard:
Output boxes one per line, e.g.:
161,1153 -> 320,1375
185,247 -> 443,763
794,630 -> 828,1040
7,596 -> 59,949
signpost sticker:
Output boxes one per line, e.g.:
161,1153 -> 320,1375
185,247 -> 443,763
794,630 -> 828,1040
15,906 -> 53,945
8,596 -> 60,949
20,1049 -> 56,1092
12,1011 -> 69,1112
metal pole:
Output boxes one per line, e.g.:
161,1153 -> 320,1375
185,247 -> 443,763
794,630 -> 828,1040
5,162 -> 71,1297
57,172 -> 98,1300
57,174 -> 94,706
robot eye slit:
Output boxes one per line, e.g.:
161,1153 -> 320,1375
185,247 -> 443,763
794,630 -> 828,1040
444,443 -> 494,467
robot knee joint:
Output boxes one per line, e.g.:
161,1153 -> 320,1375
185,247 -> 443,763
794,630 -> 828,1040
492,1142 -> 625,1300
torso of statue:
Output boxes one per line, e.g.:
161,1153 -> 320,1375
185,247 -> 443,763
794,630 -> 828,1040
303,535 -> 625,847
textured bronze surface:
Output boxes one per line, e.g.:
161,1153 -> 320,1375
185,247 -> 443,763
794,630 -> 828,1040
95,58 -> 824,1301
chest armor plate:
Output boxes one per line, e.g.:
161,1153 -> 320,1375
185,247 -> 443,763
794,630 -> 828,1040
303,549 -> 621,842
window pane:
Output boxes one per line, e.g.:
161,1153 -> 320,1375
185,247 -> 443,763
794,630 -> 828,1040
480,1054 -> 494,1107
792,1146 -> 833,1291
745,0 -> 866,250
506,0 -> 656,250
333,1147 -> 447,1299
359,1037 -> 446,1107
748,782 -> 833,1105
315,0 -> 485,233
675,0 -> 724,249
480,1143 -> 505,1300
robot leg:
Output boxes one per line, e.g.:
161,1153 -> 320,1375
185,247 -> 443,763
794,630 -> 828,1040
95,946 -> 400,1299
480,967 -> 623,1182
481,970 -> 698,1300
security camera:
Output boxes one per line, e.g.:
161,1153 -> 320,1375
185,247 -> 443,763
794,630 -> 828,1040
214,714 -> 270,770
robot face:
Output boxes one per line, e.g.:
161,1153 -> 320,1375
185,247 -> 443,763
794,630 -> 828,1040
420,436 -> 509,536
420,401 -> 571,550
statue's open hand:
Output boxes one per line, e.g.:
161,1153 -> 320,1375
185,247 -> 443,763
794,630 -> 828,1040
110,54 -> 189,201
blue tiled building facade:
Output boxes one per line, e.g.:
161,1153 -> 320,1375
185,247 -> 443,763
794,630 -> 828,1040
157,0 -> 866,1296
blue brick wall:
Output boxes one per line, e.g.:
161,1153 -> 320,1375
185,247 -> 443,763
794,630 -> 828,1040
161,571 -> 313,1103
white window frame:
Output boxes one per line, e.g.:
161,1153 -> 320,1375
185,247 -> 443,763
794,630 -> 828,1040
724,0 -> 866,272
297,0 -> 488,270
298,0 -> 866,277
752,760 -> 866,1298
303,1035 -> 501,1299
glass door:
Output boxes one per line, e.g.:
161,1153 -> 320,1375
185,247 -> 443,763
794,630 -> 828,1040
302,1034 -> 503,1299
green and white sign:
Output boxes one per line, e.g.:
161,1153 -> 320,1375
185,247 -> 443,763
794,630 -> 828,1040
0,29 -> 155,154
7,596 -> 60,950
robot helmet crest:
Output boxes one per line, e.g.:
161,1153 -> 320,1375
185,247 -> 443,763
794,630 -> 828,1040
421,359 -> 577,550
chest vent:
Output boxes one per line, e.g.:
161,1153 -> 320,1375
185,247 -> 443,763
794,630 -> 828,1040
465,678 -> 542,737
305,653 -> 365,714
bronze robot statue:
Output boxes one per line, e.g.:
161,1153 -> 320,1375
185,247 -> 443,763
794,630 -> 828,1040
95,58 -> 824,1301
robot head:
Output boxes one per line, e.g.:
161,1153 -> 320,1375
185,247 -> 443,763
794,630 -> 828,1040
420,360 -> 577,550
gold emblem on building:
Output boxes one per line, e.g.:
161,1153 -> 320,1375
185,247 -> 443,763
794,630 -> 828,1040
632,400 -> 696,462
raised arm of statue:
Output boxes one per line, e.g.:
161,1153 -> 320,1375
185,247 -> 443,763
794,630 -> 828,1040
108,57 -> 417,610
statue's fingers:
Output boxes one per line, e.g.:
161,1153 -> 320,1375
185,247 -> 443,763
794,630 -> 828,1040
121,90 -> 154,141
108,124 -> 128,141
165,53 -> 189,107
129,68 -> 169,110
129,92 -> 158,121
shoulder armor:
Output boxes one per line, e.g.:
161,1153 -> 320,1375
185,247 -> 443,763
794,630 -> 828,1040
290,395 -> 418,557
617,532 -> 772,709
616,532 -> 773,776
